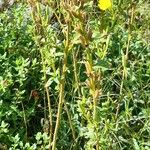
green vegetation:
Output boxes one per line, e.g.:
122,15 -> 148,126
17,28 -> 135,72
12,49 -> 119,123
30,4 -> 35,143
0,0 -> 149,149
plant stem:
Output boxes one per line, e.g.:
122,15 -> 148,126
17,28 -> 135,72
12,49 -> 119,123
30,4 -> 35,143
73,48 -> 81,97
21,101 -> 28,142
64,102 -> 76,142
52,16 -> 70,150
51,55 -> 66,150
120,3 -> 134,94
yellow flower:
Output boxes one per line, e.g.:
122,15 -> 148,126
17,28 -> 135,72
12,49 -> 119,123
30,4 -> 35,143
98,0 -> 112,10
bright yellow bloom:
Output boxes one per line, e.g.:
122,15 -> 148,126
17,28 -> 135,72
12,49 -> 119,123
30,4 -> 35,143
98,0 -> 112,10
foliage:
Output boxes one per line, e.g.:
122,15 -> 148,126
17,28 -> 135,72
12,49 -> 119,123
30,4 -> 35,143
0,0 -> 149,149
